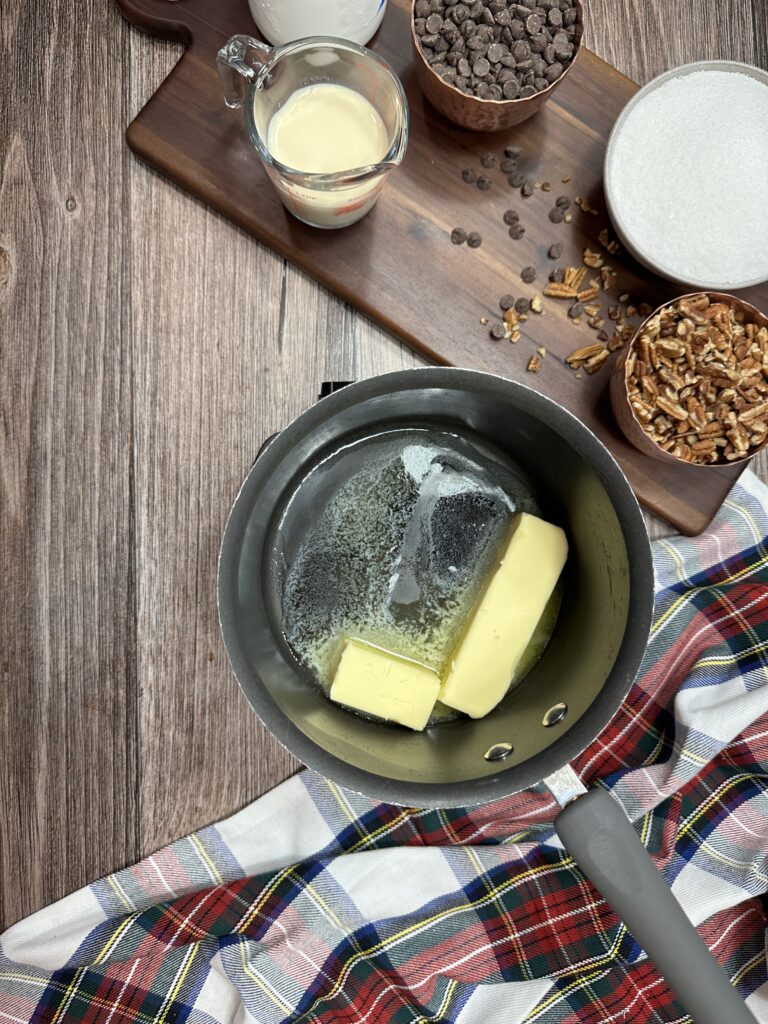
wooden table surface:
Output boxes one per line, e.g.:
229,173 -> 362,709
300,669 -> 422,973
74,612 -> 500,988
1,0 -> 767,931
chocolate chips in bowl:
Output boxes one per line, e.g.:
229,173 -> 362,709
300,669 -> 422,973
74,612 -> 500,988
411,0 -> 583,131
610,293 -> 768,468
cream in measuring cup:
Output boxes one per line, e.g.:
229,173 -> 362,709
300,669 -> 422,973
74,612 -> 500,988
218,36 -> 409,229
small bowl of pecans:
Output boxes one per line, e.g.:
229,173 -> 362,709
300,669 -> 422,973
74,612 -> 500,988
411,0 -> 584,132
610,293 -> 768,467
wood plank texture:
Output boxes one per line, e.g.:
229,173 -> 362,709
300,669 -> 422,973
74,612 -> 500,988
0,0 -> 766,930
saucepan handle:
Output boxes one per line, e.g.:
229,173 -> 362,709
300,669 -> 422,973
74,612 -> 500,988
555,787 -> 757,1024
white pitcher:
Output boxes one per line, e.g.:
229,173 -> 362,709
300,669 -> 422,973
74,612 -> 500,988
248,0 -> 387,47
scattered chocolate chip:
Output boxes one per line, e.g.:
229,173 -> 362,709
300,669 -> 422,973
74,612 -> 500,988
500,157 -> 517,173
514,297 -> 531,314
462,168 -> 477,184
550,267 -> 565,283
490,322 -> 506,339
521,179 -> 534,197
568,301 -> 584,319
504,145 -> 521,159
508,223 -> 526,239
480,151 -> 496,168
548,242 -> 563,259
509,171 -> 525,188
521,265 -> 537,283
555,195 -> 571,209
451,227 -> 467,244
467,231 -> 483,248
548,207 -> 564,223
500,294 -> 515,310
477,174 -> 493,191
503,209 -> 519,225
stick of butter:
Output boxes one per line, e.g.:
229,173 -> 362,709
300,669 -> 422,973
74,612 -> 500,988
329,638 -> 441,731
439,512 -> 568,719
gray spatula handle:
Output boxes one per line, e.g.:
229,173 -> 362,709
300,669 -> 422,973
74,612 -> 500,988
555,787 -> 757,1024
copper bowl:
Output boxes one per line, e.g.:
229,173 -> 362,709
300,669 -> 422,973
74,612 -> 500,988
410,0 -> 584,132
610,292 -> 768,468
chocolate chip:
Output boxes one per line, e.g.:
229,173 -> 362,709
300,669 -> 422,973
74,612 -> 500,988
503,79 -> 521,98
487,42 -> 504,62
462,167 -> 477,183
514,297 -> 531,314
486,83 -> 503,99
467,231 -> 482,248
476,174 -> 492,190
525,13 -> 542,32
509,171 -> 525,187
504,145 -> 521,158
425,13 -> 443,32
415,0 -> 431,16
473,56 -> 491,76
545,62 -> 563,82
503,209 -> 520,224
490,322 -> 506,338
520,84 -> 537,97
548,207 -> 564,223
569,301 -> 584,319
548,244 -> 563,260
555,195 -> 571,209
500,157 -> 517,172
508,223 -> 526,239
521,265 -> 537,283
480,151 -> 496,167
550,266 -> 565,283
500,294 -> 515,310
451,227 -> 467,244
521,179 -> 534,196
548,6 -> 563,26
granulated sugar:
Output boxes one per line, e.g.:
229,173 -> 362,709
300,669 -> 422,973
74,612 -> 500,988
608,68 -> 768,287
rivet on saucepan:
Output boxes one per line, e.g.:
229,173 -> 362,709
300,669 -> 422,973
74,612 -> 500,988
542,703 -> 568,727
484,742 -> 514,762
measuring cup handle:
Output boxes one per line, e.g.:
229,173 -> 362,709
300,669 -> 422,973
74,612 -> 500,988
217,35 -> 274,109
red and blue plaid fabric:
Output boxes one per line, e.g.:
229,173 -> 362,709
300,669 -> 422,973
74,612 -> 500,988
3,472 -> 768,1024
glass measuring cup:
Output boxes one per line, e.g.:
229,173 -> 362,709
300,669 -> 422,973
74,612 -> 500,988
218,35 -> 409,229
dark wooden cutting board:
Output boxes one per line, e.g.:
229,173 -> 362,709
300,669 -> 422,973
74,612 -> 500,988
115,0 -> 768,534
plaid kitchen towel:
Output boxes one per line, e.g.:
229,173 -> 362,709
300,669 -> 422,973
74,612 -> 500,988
3,472 -> 768,1024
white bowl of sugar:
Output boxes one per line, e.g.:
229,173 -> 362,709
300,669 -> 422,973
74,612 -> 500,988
604,60 -> 768,291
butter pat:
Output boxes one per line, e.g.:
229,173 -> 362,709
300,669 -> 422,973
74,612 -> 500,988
329,639 -> 441,731
439,513 -> 568,719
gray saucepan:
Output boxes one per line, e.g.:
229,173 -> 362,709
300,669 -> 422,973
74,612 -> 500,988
218,367 -> 756,1024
